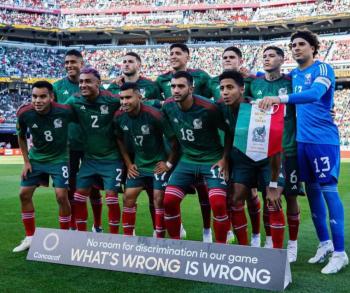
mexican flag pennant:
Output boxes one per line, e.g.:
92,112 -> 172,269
234,103 -> 284,161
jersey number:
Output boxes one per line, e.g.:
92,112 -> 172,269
91,115 -> 99,128
180,128 -> 195,141
44,130 -> 53,142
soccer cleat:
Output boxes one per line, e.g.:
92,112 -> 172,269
92,225 -> 103,233
226,230 -> 235,244
251,233 -> 261,247
308,240 -> 334,264
13,236 -> 32,252
264,236 -> 273,248
180,223 -> 187,239
287,240 -> 298,263
153,230 -> 157,238
321,252 -> 349,274
202,228 -> 213,243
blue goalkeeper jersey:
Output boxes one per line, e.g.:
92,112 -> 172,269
290,60 -> 339,145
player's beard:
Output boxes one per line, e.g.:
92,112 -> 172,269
123,70 -> 136,77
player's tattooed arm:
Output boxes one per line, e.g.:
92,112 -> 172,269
18,135 -> 32,180
116,137 -> 139,178
266,152 -> 282,210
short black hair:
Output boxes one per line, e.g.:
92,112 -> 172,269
263,46 -> 284,58
125,52 -> 141,63
170,43 -> 190,55
219,70 -> 244,87
172,71 -> 193,86
32,80 -> 53,92
120,82 -> 140,92
80,67 -> 101,80
223,46 -> 242,59
290,29 -> 320,57
65,49 -> 83,59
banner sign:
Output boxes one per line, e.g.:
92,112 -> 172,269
234,103 -> 284,161
27,228 -> 291,291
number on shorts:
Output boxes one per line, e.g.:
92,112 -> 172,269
290,170 -> 298,184
115,168 -> 122,182
154,172 -> 167,181
44,130 -> 53,142
210,167 -> 224,180
314,156 -> 330,173
62,166 -> 69,178
180,128 -> 195,141
91,115 -> 99,128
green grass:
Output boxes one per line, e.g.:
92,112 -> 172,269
0,162 -> 349,292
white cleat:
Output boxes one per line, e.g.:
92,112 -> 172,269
308,240 -> 334,264
321,252 -> 349,274
13,236 -> 32,252
226,230 -> 235,244
180,223 -> 187,239
153,230 -> 157,238
251,233 -> 261,247
92,225 -> 103,233
264,236 -> 273,248
202,228 -> 213,243
287,240 -> 298,263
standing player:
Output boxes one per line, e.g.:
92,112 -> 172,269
247,46 -> 302,262
162,71 -> 231,243
210,46 -> 262,246
114,82 -> 179,237
156,43 -> 212,242
108,52 -> 162,107
260,29 -> 347,273
53,49 -> 103,232
13,81 -> 71,252
67,67 -> 123,234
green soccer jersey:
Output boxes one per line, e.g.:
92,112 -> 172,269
156,68 -> 211,99
162,95 -> 228,164
108,76 -> 162,108
16,102 -> 73,164
247,75 -> 297,156
67,90 -> 121,160
53,77 -> 84,151
114,104 -> 175,173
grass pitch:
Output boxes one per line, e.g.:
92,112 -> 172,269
0,159 -> 349,292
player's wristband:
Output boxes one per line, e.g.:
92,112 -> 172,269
279,95 -> 289,103
269,181 -> 278,189
166,161 -> 173,169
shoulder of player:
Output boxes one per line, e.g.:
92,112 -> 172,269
193,95 -> 217,111
314,61 -> 334,75
281,74 -> 292,81
113,109 -> 126,119
138,76 -> 155,84
16,103 -> 34,117
51,101 -> 72,113
157,71 -> 172,80
216,97 -> 225,105
188,68 -> 209,77
141,104 -> 162,120
99,90 -> 120,101
163,97 -> 176,106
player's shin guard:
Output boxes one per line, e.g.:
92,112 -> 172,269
155,208 -> 165,238
22,209 -> 35,236
145,186 -> 156,230
231,202 -> 248,245
321,184 -> 345,252
90,188 -> 103,229
287,212 -> 300,241
122,206 -> 136,236
209,188 -> 229,243
269,206 -> 285,249
306,183 -> 330,242
74,192 -> 89,231
196,183 -> 211,230
106,193 -> 120,234
247,195 -> 261,235
59,212 -> 71,230
164,186 -> 184,239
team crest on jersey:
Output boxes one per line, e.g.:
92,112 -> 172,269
140,88 -> 145,96
63,90 -> 69,95
193,118 -> 202,129
278,88 -> 288,96
252,126 -> 266,142
173,118 -> 179,123
53,118 -> 62,128
100,105 -> 109,114
141,124 -> 150,135
32,123 -> 38,128
225,119 -> 230,125
122,125 -> 129,131
304,73 -> 312,85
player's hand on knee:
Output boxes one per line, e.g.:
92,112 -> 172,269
21,161 -> 32,180
266,187 -> 282,210
211,158 -> 229,181
127,164 -> 139,179
154,161 -> 169,174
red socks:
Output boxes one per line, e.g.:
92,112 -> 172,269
122,206 -> 136,236
59,212 -> 71,230
269,206 -> 285,249
22,209 -> 35,236
106,193 -> 120,234
287,212 -> 300,241
74,192 -> 89,231
231,202 -> 248,245
155,208 -> 165,238
247,195 -> 261,235
90,188 -> 102,229
196,183 -> 211,230
164,186 -> 184,239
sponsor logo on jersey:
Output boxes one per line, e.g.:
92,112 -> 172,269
54,118 -> 63,128
141,125 -> 150,135
100,105 -> 109,114
279,172 -> 284,178
291,185 -> 297,190
63,90 -> 69,95
32,123 -> 38,128
80,105 -> 86,110
225,119 -> 230,125
304,73 -> 312,85
122,125 -> 129,131
319,172 -> 326,178
193,118 -> 202,129
257,90 -> 263,96
173,118 -> 179,123
278,87 -> 288,96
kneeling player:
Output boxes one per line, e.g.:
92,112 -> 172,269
114,83 -> 179,237
13,81 -> 72,252
162,71 -> 231,243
